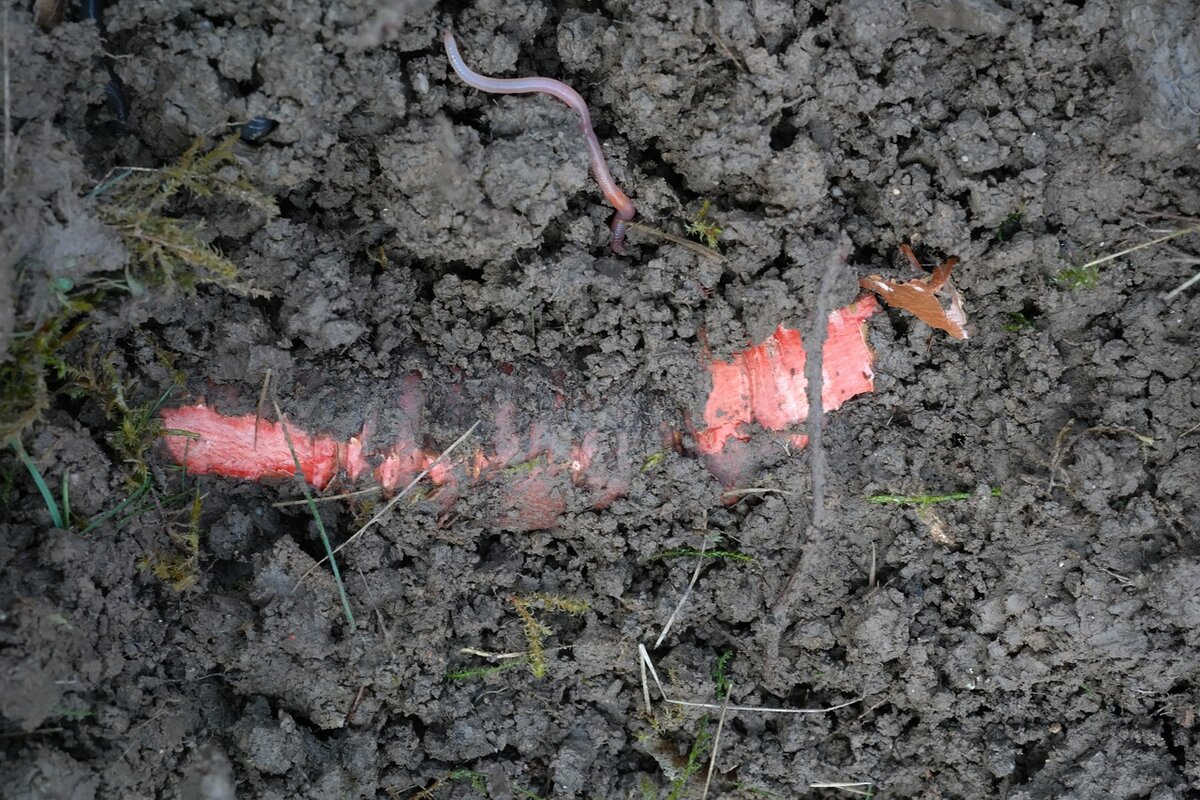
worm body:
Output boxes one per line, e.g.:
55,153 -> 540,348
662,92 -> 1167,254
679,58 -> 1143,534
443,30 -> 636,253
103,66 -> 129,126
84,0 -> 129,127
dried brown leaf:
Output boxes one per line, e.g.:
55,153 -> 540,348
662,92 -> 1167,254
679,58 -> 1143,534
860,246 -> 970,339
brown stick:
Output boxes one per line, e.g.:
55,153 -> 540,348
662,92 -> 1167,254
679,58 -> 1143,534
773,234 -> 852,615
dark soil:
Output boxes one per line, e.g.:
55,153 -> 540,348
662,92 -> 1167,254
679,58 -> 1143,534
3,0 -> 1200,798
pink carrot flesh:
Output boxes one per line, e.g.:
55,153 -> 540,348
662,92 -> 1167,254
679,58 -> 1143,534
160,300 -> 879,527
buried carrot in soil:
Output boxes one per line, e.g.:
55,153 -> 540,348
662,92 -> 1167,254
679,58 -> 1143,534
158,279 -> 984,531
160,300 -> 880,529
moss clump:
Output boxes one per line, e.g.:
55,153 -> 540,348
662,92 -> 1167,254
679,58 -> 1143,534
3,136 -> 276,443
0,311 -> 89,442
137,489 -> 202,591
685,199 -> 723,249
94,135 -> 277,295
510,594 -> 589,678
1054,263 -> 1099,290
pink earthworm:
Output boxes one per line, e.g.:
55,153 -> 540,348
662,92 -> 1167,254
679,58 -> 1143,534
443,30 -> 636,254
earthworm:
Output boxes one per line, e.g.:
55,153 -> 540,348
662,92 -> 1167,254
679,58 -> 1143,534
442,30 -> 636,254
83,0 -> 129,127
103,66 -> 130,126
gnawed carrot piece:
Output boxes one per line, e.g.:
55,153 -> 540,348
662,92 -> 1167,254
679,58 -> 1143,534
162,405 -> 354,489
160,300 -> 881,526
694,297 -> 879,458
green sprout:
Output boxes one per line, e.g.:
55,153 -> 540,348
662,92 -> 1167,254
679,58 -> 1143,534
1054,264 -> 1099,290
448,770 -> 488,794
994,209 -> 1024,242
666,716 -> 712,800
49,706 -> 94,721
685,200 -> 723,249
641,451 -> 665,473
1002,312 -> 1034,332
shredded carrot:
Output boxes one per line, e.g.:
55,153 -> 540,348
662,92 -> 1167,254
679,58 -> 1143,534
160,300 -> 882,528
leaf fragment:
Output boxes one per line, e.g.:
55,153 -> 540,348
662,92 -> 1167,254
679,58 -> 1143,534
860,245 -> 970,339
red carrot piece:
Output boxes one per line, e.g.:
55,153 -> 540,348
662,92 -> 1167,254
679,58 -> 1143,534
694,297 -> 879,457
160,301 -> 881,527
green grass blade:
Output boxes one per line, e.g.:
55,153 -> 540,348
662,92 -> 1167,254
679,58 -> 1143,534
61,469 -> 71,528
78,476 -> 151,535
10,437 -> 64,528
446,659 -> 525,681
148,385 -> 175,415
274,402 -> 356,632
86,168 -> 135,199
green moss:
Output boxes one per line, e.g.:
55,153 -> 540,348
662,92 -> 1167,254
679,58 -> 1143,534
4,134 -> 277,505
1002,312 -> 1034,331
685,200 -> 723,249
712,650 -> 734,701
448,769 -> 488,794
510,594 -> 589,678
137,489 -> 202,591
994,209 -> 1024,242
868,486 -> 1001,509
1054,263 -> 1099,290
94,136 -> 277,295
647,547 -> 752,563
0,312 -> 89,442
446,660 -> 526,681
640,451 -> 665,473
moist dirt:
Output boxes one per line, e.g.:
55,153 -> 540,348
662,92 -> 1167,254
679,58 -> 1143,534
3,0 -> 1200,797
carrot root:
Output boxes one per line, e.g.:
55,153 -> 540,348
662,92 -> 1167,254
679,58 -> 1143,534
161,301 -> 880,528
